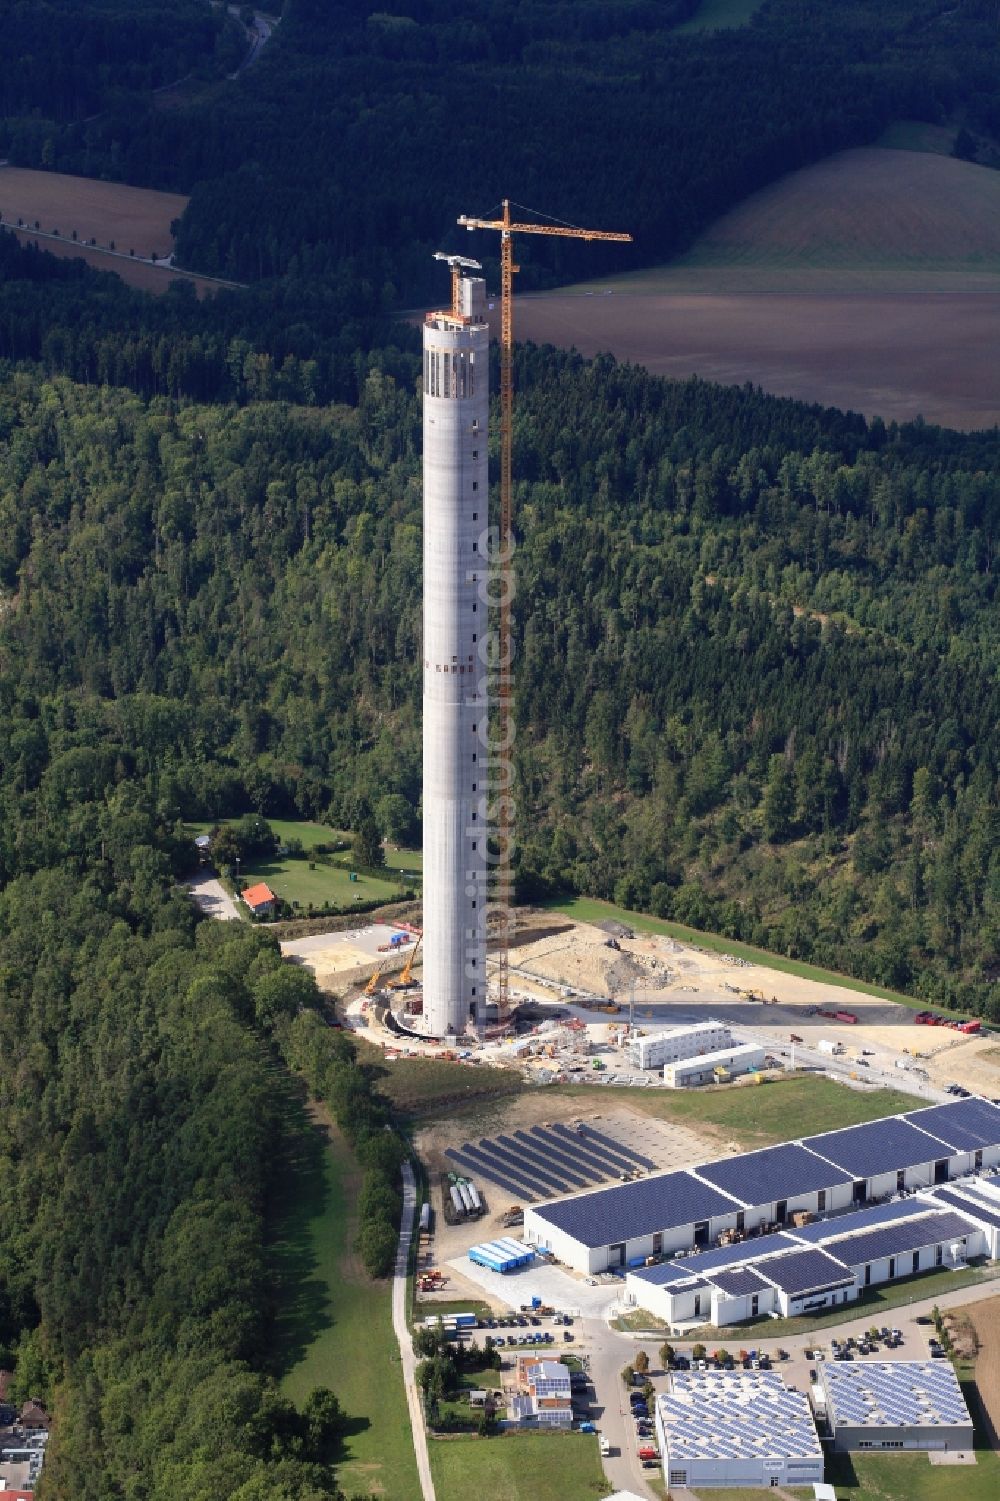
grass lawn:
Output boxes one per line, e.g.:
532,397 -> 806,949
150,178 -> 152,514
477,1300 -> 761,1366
675,0 -> 760,33
414,1299 -> 494,1322
271,1097 -> 421,1501
554,1073 -> 916,1146
818,1447 -> 1000,1501
547,895 -> 967,1016
186,816 -> 348,850
355,1038 -> 523,1117
240,852 -> 405,909
430,1430 -> 608,1501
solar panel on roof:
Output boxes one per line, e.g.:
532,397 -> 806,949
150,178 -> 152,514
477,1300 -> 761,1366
805,1116 -> 952,1178
694,1142 -> 844,1205
928,1186 -> 1000,1230
903,1096 -> 1000,1151
755,1246 -> 853,1295
532,1169 -> 743,1248
791,1196 -> 928,1244
819,1209 -> 976,1265
710,1266 -> 771,1297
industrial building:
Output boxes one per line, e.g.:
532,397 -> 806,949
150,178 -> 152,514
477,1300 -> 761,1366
663,1042 -> 766,1088
421,261 -> 489,1037
655,1371 -> 824,1490
818,1362 -> 974,1452
522,1097 -> 1000,1274
628,1019 -> 731,1071
623,1197 -> 985,1327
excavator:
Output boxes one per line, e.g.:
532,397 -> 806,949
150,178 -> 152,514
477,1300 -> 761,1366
387,933 -> 423,990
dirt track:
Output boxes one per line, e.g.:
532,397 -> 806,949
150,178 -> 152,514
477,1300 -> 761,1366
970,1298 -> 1000,1447
512,290 -> 1000,431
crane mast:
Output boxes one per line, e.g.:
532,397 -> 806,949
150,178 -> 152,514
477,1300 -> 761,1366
457,201 -> 632,1023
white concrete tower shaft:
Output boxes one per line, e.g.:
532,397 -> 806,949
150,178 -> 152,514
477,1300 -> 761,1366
422,274 -> 489,1036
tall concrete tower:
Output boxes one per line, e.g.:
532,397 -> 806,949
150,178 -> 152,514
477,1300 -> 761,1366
422,261 -> 489,1037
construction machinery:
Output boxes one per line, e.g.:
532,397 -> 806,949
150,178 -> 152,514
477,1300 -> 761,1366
455,201 -> 631,1024
365,957 -> 389,996
387,932 -> 423,990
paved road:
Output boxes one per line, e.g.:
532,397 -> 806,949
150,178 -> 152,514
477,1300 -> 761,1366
227,7 -> 276,76
184,870 -> 241,921
394,1161 -> 436,1501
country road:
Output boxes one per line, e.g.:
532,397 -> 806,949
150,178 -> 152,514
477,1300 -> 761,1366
184,870 -> 241,922
394,1161 -> 436,1501
227,7 -> 277,77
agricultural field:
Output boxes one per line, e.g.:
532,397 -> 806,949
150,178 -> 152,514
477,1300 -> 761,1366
429,1430 -> 607,1501
273,1101 -> 421,1501
517,145 -> 1000,429
0,165 -> 234,295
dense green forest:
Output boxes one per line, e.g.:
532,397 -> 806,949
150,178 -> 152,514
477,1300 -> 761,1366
1,357 -> 997,1018
0,857 -> 393,1497
2,0 -> 998,291
0,0 -> 239,122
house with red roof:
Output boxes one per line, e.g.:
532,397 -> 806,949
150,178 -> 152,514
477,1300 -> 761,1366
241,882 -> 277,916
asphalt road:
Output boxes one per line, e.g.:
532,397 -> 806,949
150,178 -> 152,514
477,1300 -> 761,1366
394,1161 -> 437,1501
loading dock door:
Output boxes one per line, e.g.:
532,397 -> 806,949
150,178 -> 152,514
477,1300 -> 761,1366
609,1242 -> 625,1267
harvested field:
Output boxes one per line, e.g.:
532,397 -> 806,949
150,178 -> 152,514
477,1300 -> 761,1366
513,289 -> 1000,431
0,167 -> 187,254
0,166 -> 236,296
516,146 -> 1000,429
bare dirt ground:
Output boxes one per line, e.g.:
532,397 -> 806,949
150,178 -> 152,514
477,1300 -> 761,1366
510,290 -> 1000,431
968,1297 -> 1000,1447
507,914 -> 1000,1096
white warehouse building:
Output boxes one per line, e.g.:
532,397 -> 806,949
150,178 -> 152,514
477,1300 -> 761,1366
656,1371 -> 824,1490
628,1019 -> 731,1071
664,1042 -> 766,1088
819,1361 -> 974,1452
522,1098 -> 1000,1275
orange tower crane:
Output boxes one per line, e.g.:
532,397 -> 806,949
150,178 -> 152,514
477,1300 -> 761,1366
456,201 -> 632,1021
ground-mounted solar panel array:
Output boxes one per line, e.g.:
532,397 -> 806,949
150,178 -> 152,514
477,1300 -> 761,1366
445,1120 -> 655,1205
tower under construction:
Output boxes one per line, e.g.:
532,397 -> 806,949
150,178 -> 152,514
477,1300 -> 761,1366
421,259 -> 489,1037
